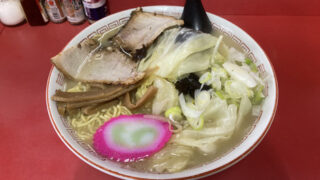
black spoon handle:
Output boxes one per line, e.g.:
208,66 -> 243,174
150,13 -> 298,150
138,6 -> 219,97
181,0 -> 213,33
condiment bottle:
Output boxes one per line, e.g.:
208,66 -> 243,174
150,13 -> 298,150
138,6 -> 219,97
20,0 -> 48,26
61,0 -> 85,25
82,0 -> 107,23
44,0 -> 66,23
0,0 -> 25,26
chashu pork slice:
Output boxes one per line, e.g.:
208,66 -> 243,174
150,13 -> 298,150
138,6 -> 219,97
51,40 -> 144,85
114,8 -> 184,54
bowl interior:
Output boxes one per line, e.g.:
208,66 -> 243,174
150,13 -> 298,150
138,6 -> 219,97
46,6 -> 278,179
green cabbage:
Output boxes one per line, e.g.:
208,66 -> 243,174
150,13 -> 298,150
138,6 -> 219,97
194,90 -> 211,110
228,47 -> 245,62
211,64 -> 228,90
245,58 -> 258,73
252,85 -> 265,105
172,104 -> 238,153
224,80 -> 254,99
179,91 -> 211,130
211,35 -> 224,65
202,96 -> 229,122
237,95 -> 252,127
138,28 -> 218,80
148,144 -> 194,173
223,62 -> 257,88
152,77 -> 179,115
174,48 -> 212,78
199,71 -> 212,85
187,116 -> 204,130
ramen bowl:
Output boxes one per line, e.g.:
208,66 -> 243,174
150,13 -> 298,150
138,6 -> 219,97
46,6 -> 278,180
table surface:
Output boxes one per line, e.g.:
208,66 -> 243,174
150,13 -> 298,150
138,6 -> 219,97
1,0 -> 320,179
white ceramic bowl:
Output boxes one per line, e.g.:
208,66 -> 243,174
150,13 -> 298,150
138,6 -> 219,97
46,6 -> 278,180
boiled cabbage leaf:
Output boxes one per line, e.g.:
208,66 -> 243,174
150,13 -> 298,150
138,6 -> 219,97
202,96 -> 229,122
152,77 -> 179,115
228,47 -> 245,62
148,144 -> 194,173
224,80 -> 253,99
223,62 -> 257,88
174,48 -> 212,78
237,95 -> 252,127
138,28 -> 218,80
172,104 -> 238,153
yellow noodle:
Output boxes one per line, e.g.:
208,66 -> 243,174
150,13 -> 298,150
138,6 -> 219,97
67,103 -> 132,142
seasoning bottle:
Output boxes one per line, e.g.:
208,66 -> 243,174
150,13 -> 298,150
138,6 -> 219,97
61,0 -> 85,24
0,0 -> 25,26
20,0 -> 49,26
44,0 -> 66,23
82,0 -> 107,23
